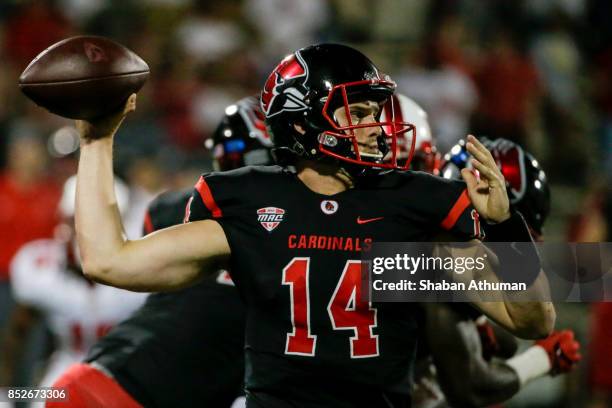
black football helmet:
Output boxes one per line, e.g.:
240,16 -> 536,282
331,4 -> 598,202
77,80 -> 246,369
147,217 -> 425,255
261,43 -> 415,171
441,137 -> 551,236
211,95 -> 274,171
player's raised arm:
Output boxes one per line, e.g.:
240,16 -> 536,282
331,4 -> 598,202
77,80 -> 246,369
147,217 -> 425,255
432,239 -> 554,339
461,135 -> 555,339
469,261 -> 555,339
75,95 -> 230,292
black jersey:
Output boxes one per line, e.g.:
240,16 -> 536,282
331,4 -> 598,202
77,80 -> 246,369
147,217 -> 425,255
86,190 -> 246,408
186,165 -> 479,408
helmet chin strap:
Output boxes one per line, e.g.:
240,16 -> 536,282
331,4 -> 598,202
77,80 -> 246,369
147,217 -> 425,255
358,151 -> 384,159
314,130 -> 391,176
287,118 -> 392,177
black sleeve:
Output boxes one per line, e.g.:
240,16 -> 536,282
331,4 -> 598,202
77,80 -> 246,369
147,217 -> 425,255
185,174 -> 218,222
141,189 -> 193,235
185,171 -> 245,223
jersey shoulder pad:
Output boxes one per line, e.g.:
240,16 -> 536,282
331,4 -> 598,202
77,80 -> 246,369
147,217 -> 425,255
371,170 -> 463,192
186,165 -> 284,222
386,171 -> 479,239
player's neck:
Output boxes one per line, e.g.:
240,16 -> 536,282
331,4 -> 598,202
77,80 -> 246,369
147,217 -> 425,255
296,160 -> 354,195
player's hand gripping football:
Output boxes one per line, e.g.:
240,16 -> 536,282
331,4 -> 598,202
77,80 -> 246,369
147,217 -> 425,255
76,93 -> 137,142
535,329 -> 582,375
461,134 -> 511,223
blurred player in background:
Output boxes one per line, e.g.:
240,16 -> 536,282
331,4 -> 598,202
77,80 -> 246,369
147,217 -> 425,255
381,93 -> 442,175
0,133 -> 62,350
5,175 -> 146,407
420,310 -> 580,408
209,96 -> 273,172
48,95 -> 271,408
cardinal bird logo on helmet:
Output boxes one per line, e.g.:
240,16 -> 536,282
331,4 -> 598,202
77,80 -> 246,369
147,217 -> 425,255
261,51 -> 309,118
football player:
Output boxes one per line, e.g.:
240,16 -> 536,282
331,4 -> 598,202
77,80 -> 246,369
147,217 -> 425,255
73,44 -> 554,407
48,95 -> 271,408
415,137 -> 580,407
6,176 -> 146,407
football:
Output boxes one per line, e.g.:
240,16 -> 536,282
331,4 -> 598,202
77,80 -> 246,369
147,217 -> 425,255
19,36 -> 149,120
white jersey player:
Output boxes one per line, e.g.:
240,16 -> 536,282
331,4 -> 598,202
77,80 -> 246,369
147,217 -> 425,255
381,93 -> 442,174
9,176 -> 146,406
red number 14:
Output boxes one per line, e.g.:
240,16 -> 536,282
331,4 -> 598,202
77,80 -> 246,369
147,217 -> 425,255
282,257 -> 378,358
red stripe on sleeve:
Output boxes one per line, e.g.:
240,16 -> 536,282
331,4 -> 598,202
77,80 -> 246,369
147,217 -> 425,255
143,211 -> 154,234
195,176 -> 222,218
440,189 -> 470,230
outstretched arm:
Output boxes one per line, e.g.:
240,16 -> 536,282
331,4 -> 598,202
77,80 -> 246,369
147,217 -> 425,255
470,268 -> 556,340
76,95 -> 230,292
432,237 -> 554,339
461,135 -> 555,339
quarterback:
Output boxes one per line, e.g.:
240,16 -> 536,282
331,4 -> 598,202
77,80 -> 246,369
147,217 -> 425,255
74,44 -> 554,407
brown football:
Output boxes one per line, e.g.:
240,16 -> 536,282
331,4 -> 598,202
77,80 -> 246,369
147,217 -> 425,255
19,36 -> 149,120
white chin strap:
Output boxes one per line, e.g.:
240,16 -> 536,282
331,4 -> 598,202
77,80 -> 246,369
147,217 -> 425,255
359,151 -> 384,159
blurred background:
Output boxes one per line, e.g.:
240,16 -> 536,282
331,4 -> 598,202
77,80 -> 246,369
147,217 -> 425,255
0,0 -> 610,407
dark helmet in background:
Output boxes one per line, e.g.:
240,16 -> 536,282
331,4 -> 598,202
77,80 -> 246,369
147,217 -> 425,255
441,137 -> 551,236
209,95 -> 274,171
261,43 -> 415,171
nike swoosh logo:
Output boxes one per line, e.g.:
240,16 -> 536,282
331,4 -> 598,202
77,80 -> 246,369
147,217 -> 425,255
357,216 -> 384,224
